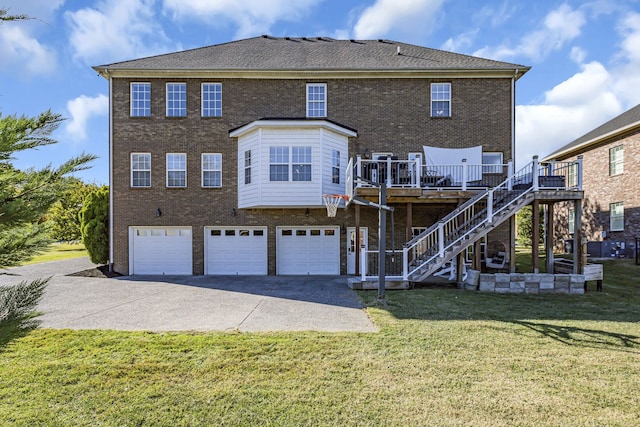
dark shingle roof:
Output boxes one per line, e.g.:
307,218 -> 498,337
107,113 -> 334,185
93,36 -> 529,76
544,103 -> 640,160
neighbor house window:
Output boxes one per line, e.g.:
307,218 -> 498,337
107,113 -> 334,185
306,83 -> 327,117
568,162 -> 578,187
568,207 -> 575,234
244,150 -> 251,184
131,153 -> 151,187
202,83 -> 222,117
610,202 -> 624,231
201,153 -> 222,188
431,83 -> 451,117
269,146 -> 312,182
609,145 -> 623,176
130,83 -> 151,117
482,152 -> 503,173
332,150 -> 341,184
166,83 -> 187,117
166,153 -> 186,187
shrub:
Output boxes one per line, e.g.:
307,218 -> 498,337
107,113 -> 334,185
80,187 -> 109,264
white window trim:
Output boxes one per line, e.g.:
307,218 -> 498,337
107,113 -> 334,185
431,82 -> 451,117
568,207 -> 575,234
130,82 -> 151,117
244,150 -> 251,185
166,82 -> 187,117
609,145 -> 624,176
332,149 -> 341,184
131,152 -> 151,188
306,83 -> 327,118
201,153 -> 222,188
201,82 -> 222,117
269,146 -> 312,182
166,153 -> 187,188
610,202 -> 624,231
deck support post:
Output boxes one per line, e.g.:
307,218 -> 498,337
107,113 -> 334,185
545,203 -> 555,273
355,204 -> 361,276
573,199 -> 583,274
532,200 -> 540,273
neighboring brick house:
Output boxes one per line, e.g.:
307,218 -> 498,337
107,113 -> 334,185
93,36 -> 532,276
543,103 -> 640,258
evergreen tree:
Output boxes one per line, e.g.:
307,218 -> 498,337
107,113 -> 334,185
80,187 -> 109,265
48,179 -> 99,242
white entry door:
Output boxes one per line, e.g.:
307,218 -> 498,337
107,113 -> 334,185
129,227 -> 193,275
205,227 -> 268,275
276,227 -> 340,275
347,227 -> 368,275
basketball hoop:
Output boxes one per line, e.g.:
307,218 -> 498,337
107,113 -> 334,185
322,194 -> 349,217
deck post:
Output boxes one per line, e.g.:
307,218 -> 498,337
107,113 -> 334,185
461,158 -> 468,191
576,155 -> 583,190
532,156 -> 540,191
378,183 -> 387,301
573,199 -> 583,274
507,160 -> 513,191
487,191 -> 494,223
355,203 -> 361,276
438,222 -> 445,258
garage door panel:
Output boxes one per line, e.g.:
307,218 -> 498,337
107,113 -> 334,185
206,227 -> 267,275
277,227 -> 339,275
130,227 -> 192,275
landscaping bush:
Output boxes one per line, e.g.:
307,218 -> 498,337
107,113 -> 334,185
80,187 -> 109,264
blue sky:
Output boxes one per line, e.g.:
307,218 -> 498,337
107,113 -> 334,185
2,0 -> 639,184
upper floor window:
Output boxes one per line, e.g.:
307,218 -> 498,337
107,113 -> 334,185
610,202 -> 624,231
431,83 -> 451,117
269,146 -> 312,182
131,153 -> 151,187
332,150 -> 340,184
202,153 -> 222,188
130,83 -> 150,117
482,152 -> 503,173
609,145 -> 623,176
202,83 -> 222,117
568,163 -> 578,187
244,150 -> 252,185
166,153 -> 186,187
306,83 -> 327,117
166,83 -> 186,117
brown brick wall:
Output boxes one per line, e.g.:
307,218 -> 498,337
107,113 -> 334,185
552,129 -> 640,254
111,77 -> 514,274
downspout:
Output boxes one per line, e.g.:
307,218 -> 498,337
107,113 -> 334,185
107,70 -> 114,272
510,68 -> 518,273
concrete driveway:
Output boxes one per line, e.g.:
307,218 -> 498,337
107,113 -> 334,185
0,258 -> 376,333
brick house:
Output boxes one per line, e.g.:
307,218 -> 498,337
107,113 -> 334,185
543,103 -> 640,259
94,36 -> 573,278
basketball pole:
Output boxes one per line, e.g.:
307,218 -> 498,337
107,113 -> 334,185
377,182 -> 387,303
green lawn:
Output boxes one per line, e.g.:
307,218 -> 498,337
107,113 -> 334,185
20,242 -> 88,265
1,256 -> 639,425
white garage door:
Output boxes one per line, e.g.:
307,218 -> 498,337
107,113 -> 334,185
277,227 -> 340,275
205,227 -> 268,275
129,227 -> 192,275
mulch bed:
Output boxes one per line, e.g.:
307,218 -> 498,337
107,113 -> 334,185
66,265 -> 123,278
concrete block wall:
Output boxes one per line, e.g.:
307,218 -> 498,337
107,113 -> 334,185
475,272 -> 585,294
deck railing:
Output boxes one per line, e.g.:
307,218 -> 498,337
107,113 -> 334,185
354,156 -> 583,282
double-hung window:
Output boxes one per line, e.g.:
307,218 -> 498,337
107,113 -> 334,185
306,83 -> 327,117
244,150 -> 251,184
568,163 -> 578,187
166,83 -> 187,117
332,150 -> 341,184
609,145 -> 623,176
202,153 -> 222,188
131,153 -> 151,187
202,83 -> 222,117
130,83 -> 151,117
292,147 -> 312,181
431,83 -> 451,117
166,153 -> 186,187
269,146 -> 312,182
568,207 -> 575,234
610,202 -> 624,231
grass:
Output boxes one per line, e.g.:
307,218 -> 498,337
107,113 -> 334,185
20,242 -> 88,265
1,254 -> 639,425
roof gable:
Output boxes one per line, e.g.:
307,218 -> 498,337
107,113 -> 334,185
93,36 -> 529,79
544,103 -> 640,160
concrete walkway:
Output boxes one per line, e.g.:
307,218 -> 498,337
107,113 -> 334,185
0,258 -> 376,333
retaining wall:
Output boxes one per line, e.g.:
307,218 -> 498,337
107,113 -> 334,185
464,271 -> 585,294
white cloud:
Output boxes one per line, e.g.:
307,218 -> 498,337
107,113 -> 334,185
352,0 -> 445,41
66,0 -> 169,65
516,61 -> 621,166
66,94 -> 109,141
475,3 -> 586,62
0,25 -> 57,76
162,0 -> 321,39
441,30 -> 478,53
